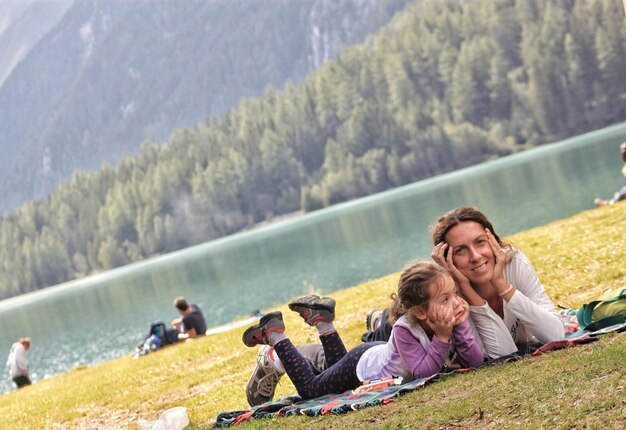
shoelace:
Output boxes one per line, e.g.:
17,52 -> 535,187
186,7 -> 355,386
257,368 -> 280,397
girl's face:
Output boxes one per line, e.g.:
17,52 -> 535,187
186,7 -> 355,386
445,221 -> 495,285
424,274 -> 465,321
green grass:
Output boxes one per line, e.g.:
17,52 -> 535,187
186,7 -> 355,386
1,204 -> 625,429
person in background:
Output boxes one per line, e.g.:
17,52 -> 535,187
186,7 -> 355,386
171,297 -> 207,340
242,261 -> 483,401
6,337 -> 31,389
431,206 -> 565,357
595,142 -> 626,206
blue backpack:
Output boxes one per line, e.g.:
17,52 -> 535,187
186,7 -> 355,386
149,321 -> 179,345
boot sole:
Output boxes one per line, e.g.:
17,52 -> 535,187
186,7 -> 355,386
242,311 -> 283,347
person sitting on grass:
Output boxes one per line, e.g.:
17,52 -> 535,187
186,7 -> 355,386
171,296 -> 207,340
242,261 -> 483,400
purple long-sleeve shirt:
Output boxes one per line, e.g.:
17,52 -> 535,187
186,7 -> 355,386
356,316 -> 484,382
392,319 -> 484,379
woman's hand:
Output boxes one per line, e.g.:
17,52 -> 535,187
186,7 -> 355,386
426,303 -> 455,343
431,243 -> 471,288
485,228 -> 509,291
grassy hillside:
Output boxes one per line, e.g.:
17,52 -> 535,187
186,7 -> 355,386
0,203 -> 624,429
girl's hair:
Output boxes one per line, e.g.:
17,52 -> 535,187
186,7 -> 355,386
390,261 -> 448,323
431,206 -> 503,246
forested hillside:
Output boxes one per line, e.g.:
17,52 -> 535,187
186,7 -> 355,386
1,0 -> 625,299
0,0 -> 408,214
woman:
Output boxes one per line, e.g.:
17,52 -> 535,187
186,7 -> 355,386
431,207 -> 565,357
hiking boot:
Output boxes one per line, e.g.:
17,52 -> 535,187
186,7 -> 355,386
365,309 -> 384,332
288,295 -> 335,325
242,312 -> 285,347
245,345 -> 284,407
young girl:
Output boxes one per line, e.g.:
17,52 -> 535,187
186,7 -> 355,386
242,261 -> 484,400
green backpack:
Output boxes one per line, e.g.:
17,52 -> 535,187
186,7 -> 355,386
576,288 -> 626,332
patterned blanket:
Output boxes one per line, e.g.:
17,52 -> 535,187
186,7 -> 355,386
213,311 -> 626,427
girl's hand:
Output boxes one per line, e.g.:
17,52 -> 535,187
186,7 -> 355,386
453,297 -> 469,326
431,242 -> 471,289
426,303 -> 455,343
485,228 -> 507,285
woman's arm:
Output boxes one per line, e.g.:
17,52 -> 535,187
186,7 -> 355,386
469,303 -> 518,357
505,250 -> 565,343
506,293 -> 564,343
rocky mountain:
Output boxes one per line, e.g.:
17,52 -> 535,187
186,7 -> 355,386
0,0 -> 410,215
0,0 -> 73,87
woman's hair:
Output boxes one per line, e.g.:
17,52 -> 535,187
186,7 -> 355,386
18,337 -> 31,348
389,261 -> 448,323
431,206 -> 503,246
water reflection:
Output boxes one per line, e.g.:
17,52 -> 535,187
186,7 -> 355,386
0,122 -> 624,393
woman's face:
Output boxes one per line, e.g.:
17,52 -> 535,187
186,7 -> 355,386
444,221 -> 495,285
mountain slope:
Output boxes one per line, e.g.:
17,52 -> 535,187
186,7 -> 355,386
0,0 -> 410,214
0,0 -> 73,87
